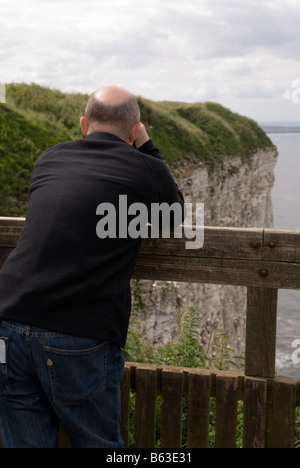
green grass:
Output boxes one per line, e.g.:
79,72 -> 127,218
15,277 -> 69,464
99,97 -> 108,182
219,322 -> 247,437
0,104 -> 69,215
137,98 -> 273,165
0,82 -> 274,216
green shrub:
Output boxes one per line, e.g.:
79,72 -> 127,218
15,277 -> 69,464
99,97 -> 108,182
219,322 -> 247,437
123,307 -> 245,448
124,307 -> 244,370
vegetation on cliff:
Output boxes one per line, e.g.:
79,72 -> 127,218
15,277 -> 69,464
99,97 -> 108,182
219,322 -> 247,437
0,83 -> 273,216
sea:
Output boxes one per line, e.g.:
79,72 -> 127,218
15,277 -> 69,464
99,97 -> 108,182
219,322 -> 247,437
265,128 -> 300,377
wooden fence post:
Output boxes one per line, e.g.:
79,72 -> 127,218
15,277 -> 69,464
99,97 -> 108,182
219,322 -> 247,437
215,373 -> 239,448
266,377 -> 297,448
243,377 -> 268,448
187,370 -> 211,448
245,287 -> 278,378
160,368 -> 183,448
135,365 -> 157,448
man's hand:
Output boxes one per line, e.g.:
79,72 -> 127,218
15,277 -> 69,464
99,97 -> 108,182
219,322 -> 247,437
134,123 -> 150,149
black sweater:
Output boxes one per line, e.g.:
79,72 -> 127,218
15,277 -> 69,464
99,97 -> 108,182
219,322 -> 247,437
0,132 -> 184,347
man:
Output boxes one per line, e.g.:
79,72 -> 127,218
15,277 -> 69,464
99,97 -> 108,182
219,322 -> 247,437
0,86 -> 185,448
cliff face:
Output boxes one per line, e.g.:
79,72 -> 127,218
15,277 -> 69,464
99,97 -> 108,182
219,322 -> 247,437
181,148 -> 277,228
130,147 -> 278,353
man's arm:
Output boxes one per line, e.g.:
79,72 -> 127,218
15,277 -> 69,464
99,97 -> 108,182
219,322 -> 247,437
134,124 -> 162,160
134,124 -> 185,228
134,123 -> 151,149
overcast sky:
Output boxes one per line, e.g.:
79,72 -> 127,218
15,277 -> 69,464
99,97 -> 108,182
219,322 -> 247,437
1,0 -> 300,122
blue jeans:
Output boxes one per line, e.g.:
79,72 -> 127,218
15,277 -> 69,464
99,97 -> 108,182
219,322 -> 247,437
0,321 -> 125,448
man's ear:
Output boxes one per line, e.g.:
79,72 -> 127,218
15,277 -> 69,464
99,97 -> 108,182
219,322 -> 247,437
80,116 -> 88,136
128,122 -> 141,145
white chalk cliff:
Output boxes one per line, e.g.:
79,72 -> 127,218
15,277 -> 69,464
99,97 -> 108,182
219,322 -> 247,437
130,147 -> 278,354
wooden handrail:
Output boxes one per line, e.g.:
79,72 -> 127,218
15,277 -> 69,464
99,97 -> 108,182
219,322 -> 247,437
135,226 -> 300,289
2,218 -> 299,289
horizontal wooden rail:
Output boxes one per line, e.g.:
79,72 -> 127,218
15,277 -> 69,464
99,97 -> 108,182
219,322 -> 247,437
136,226 -> 300,290
1,218 -> 300,290
1,217 -> 300,448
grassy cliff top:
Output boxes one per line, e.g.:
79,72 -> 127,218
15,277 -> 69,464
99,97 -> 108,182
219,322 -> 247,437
0,83 -> 273,216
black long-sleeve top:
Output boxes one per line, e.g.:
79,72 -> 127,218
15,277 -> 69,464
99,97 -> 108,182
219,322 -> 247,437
0,132 -> 185,347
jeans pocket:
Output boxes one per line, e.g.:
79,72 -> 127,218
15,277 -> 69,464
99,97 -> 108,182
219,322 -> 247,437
0,337 -> 12,397
44,341 -> 108,405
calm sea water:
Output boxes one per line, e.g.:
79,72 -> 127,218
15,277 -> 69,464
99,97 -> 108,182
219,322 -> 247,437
269,133 -> 300,377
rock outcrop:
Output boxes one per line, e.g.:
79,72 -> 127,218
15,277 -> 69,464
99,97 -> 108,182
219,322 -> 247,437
130,147 -> 278,354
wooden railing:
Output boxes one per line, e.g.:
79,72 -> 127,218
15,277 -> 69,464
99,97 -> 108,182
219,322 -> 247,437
1,217 -> 300,448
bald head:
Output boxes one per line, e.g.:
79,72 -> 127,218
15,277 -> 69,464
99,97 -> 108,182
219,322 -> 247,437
81,86 -> 141,143
93,85 -> 135,106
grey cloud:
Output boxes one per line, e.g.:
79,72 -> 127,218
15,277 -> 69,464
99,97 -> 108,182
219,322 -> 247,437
156,0 -> 300,61
231,80 -> 286,100
1,0 -> 300,122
